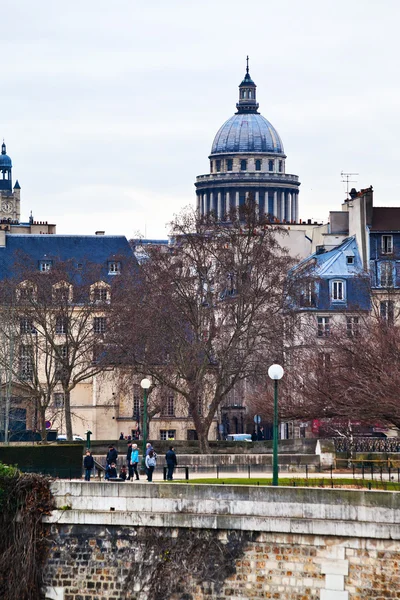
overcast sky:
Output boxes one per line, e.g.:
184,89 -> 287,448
2,0 -> 400,239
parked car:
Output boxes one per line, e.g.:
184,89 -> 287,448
57,434 -> 84,441
226,433 -> 252,442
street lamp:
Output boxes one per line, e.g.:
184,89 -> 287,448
268,363 -> 284,486
140,378 -> 151,471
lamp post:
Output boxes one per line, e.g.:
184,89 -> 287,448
268,363 -> 284,486
140,378 -> 151,471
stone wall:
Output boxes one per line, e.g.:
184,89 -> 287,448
43,482 -> 400,599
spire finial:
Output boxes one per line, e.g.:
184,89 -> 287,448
1,140 -> 6,155
246,55 -> 249,74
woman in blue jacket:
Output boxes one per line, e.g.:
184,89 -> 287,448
130,444 -> 140,481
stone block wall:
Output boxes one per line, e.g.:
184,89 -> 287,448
42,482 -> 400,599
44,527 -> 400,599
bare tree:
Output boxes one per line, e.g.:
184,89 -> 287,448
112,204 -> 297,452
0,256 -> 121,440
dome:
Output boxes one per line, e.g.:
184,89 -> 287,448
0,153 -> 12,168
211,113 -> 284,155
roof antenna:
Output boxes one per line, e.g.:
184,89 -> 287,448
341,171 -> 359,199
246,55 -> 249,74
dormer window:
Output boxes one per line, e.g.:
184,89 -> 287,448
382,235 -> 393,254
39,260 -> 52,272
108,261 -> 121,275
346,256 -> 354,265
255,159 -> 261,171
331,280 -> 346,302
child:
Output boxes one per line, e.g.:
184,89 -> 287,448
106,462 -> 118,480
119,464 -> 128,481
83,450 -> 94,481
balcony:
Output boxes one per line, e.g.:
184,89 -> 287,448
196,172 -> 300,185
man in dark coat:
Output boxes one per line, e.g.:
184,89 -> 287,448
126,443 -> 133,480
83,450 -> 94,481
106,445 -> 118,466
165,446 -> 177,480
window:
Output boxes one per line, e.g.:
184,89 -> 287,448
94,317 -> 106,334
268,159 -> 274,171
318,352 -> 331,371
331,280 -> 345,302
108,261 -> 121,275
240,159 -> 247,171
380,262 -> 394,287
216,159 -> 221,172
39,260 -> 52,272
300,281 -> 316,307
347,316 -> 359,337
317,316 -> 330,337
382,235 -> 393,254
278,160 -> 283,172
346,256 -> 354,265
94,288 -> 109,302
227,159 -> 233,171
53,283 -> 72,303
210,161 -> 213,173
160,430 -> 176,441
161,395 -> 175,417
56,345 -> 68,379
18,285 -> 35,302
133,386 -> 141,420
248,90 -> 252,98
380,300 -> 395,325
53,393 -> 64,408
19,345 -> 33,380
55,317 -> 68,335
255,159 -> 261,171
20,318 -> 35,334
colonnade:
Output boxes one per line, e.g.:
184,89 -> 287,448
197,189 -> 299,223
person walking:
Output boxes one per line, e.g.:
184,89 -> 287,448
130,443 -> 140,481
145,450 -> 157,482
83,450 -> 94,481
165,446 -> 177,481
126,442 -> 133,480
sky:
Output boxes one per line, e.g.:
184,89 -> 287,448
2,0 -> 400,239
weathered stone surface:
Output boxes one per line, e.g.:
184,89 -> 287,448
43,482 -> 400,599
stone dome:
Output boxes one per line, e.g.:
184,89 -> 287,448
0,153 -> 12,167
211,113 -> 284,156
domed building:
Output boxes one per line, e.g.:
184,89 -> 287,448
195,60 -> 300,222
0,141 -> 21,222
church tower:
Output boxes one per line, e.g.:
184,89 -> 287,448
195,59 -> 300,223
0,141 -> 21,222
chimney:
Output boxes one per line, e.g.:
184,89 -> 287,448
95,231 -> 105,236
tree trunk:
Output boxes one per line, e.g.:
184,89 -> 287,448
40,406 -> 48,444
64,389 -> 73,441
198,432 -> 210,454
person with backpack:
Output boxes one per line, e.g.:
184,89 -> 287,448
145,449 -> 157,482
83,450 -> 94,481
